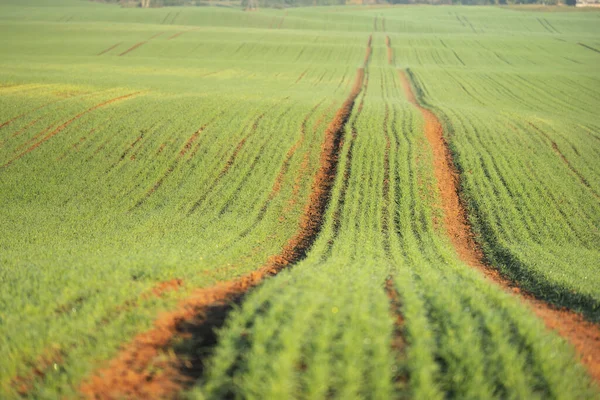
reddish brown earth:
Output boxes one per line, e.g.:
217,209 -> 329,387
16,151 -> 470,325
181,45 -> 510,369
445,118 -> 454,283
12,350 -> 65,396
133,119 -> 219,209
10,279 -> 183,396
271,99 -> 324,197
79,64 -> 367,400
97,43 -> 121,56
528,121 -> 599,200
364,35 -> 373,66
119,33 -> 163,57
295,69 -> 308,84
2,92 -> 141,169
119,42 -> 147,57
384,278 -> 405,353
385,35 -> 393,65
168,32 -> 185,40
398,69 -> 600,384
0,114 -> 25,130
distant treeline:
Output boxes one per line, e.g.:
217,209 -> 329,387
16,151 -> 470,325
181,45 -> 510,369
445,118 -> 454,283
91,0 -> 577,8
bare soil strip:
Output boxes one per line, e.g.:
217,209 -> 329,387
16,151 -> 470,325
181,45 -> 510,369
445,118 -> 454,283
97,42 -> 122,56
79,63 -> 367,400
168,32 -> 185,40
386,35 -> 394,65
0,113 -> 28,131
271,99 -> 325,196
398,69 -> 600,383
365,35 -> 373,66
579,43 -> 600,55
119,33 -> 163,57
186,112 -> 265,216
295,68 -> 309,84
0,96 -> 76,132
168,29 -> 198,41
11,279 -> 183,396
134,115 -> 222,209
528,121 -> 600,199
324,37 -> 371,259
119,42 -> 147,57
2,92 -> 141,169
384,278 -> 406,380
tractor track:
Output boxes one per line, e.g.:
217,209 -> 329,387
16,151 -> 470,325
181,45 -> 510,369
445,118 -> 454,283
10,279 -> 184,397
119,33 -> 164,57
322,37 -> 372,261
186,112 -> 266,216
79,43 -> 369,399
97,42 -> 122,56
527,121 -> 599,200
2,92 -> 141,169
398,68 -> 600,384
132,113 -> 223,209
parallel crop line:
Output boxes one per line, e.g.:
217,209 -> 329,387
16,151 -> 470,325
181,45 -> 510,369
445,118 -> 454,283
118,32 -> 163,57
97,42 -> 122,56
399,68 -> 600,384
527,121 -> 599,199
187,113 -> 265,216
79,43 -> 369,399
132,113 -> 223,209
2,93 -> 141,169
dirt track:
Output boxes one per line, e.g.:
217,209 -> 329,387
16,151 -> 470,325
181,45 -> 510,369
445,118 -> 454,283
2,92 -> 141,169
398,69 -> 600,384
79,58 -> 368,399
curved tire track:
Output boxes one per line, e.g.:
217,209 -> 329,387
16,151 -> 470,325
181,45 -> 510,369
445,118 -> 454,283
398,68 -> 600,384
79,59 -> 368,399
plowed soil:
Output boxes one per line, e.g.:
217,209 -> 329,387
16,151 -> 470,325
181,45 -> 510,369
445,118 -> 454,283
398,69 -> 600,383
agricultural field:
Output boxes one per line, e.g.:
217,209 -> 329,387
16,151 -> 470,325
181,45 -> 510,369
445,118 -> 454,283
0,0 -> 599,398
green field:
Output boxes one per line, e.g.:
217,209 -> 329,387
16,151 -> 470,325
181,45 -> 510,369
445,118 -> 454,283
0,1 -> 599,398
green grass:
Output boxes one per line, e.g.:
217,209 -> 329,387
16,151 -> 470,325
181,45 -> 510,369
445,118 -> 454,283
0,1 -> 598,398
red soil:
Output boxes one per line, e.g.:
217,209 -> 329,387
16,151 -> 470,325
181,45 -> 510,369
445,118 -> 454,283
11,278 -> 183,396
385,35 -> 393,65
97,43 -> 121,56
79,65 -> 367,400
118,33 -> 164,57
0,114 -> 26,130
119,42 -> 147,57
364,35 -> 373,67
134,120 -> 216,209
168,32 -> 185,40
398,69 -> 600,384
384,278 -> 405,354
12,350 -> 64,396
2,92 -> 141,169
271,100 -> 324,197
528,121 -> 599,199
295,69 -> 308,84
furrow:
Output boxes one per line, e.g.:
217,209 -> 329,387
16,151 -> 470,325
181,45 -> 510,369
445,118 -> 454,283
78,63 -> 367,399
97,42 -> 121,56
399,68 -> 600,384
528,121 -> 600,199
2,92 -> 141,169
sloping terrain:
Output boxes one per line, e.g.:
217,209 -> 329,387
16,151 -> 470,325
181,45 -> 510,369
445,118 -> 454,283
0,2 -> 598,398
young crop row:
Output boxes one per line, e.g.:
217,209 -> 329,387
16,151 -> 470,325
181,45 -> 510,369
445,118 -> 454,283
191,52 -> 597,398
1,2 -> 599,398
401,40 -> 600,321
0,18 -> 366,395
